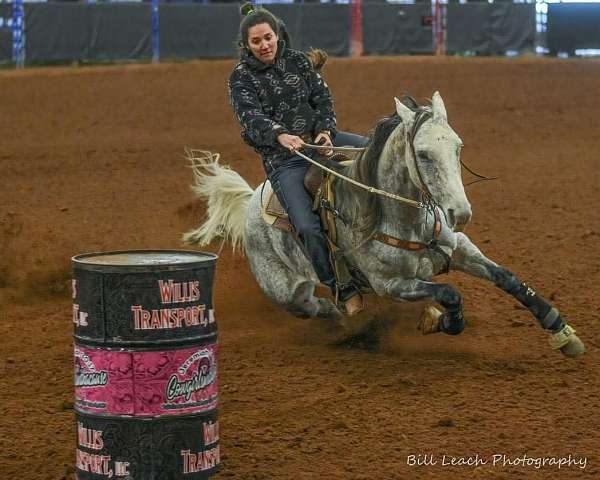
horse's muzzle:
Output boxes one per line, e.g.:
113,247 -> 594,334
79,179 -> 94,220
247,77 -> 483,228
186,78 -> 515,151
448,208 -> 472,232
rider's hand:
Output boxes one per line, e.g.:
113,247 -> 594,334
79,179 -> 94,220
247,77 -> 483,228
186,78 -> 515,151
277,133 -> 304,153
315,131 -> 333,156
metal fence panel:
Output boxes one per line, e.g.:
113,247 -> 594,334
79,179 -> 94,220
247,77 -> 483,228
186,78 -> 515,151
362,4 -> 434,55
0,4 -> 12,62
160,4 -> 239,59
491,4 -> 535,53
547,3 -> 600,53
447,4 -> 534,54
25,4 -> 151,64
268,4 -> 351,56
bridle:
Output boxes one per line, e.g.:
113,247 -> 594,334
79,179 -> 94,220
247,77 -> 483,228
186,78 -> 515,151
302,109 -> 495,212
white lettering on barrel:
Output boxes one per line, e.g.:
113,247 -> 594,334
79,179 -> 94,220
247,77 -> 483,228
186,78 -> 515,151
73,304 -> 89,327
203,421 -> 219,446
158,279 -> 202,304
181,445 -> 220,473
115,461 -> 130,476
131,305 -> 210,330
75,449 -> 112,476
77,422 -> 104,450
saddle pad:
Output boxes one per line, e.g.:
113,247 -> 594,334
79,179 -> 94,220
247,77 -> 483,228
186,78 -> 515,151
265,182 -> 287,218
261,181 -> 294,233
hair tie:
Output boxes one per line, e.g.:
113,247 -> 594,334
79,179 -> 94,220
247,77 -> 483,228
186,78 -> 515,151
245,8 -> 255,16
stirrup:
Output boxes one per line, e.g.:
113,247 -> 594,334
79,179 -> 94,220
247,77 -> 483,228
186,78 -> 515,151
335,283 -> 365,317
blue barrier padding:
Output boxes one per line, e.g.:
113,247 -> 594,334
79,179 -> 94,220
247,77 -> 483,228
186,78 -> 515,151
12,0 -> 24,67
152,0 -> 159,62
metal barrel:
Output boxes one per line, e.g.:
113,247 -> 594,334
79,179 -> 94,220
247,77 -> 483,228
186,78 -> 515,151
72,250 -> 220,480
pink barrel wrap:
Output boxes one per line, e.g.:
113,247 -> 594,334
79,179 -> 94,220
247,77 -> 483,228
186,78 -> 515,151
75,343 -> 219,416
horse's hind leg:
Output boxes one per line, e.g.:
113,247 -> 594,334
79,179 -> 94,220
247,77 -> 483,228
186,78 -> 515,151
248,250 -> 339,321
451,232 -> 584,357
286,280 -> 340,321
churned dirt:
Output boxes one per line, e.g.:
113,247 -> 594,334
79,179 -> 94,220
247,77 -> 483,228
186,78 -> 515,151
1,56 -> 600,480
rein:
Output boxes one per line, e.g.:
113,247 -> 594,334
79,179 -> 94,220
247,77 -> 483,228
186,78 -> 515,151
461,160 -> 498,186
302,143 -> 366,153
304,112 -> 498,191
294,147 -> 423,209
299,110 -> 435,210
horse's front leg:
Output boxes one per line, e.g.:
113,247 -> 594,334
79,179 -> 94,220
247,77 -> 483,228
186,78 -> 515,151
452,232 -> 585,357
385,277 -> 466,336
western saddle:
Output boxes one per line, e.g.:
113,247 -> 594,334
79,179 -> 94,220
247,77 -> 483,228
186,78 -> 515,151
261,152 -> 367,314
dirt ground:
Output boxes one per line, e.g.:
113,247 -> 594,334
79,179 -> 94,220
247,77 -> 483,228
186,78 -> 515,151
1,56 -> 600,480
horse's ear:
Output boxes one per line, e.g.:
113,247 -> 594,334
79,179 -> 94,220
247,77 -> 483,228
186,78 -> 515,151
394,97 -> 415,126
432,91 -> 448,123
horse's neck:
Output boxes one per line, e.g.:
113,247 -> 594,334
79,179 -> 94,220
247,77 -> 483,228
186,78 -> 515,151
332,123 -> 429,243
376,125 -> 424,229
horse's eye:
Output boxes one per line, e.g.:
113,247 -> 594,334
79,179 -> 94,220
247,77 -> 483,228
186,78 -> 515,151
418,152 -> 433,162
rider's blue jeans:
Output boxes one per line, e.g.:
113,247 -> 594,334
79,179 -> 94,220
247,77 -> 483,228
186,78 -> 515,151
268,131 -> 369,287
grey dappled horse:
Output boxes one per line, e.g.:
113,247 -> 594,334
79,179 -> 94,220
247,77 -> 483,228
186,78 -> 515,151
184,92 -> 584,357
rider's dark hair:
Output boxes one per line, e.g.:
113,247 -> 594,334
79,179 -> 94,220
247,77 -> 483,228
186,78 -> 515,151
238,2 -> 280,51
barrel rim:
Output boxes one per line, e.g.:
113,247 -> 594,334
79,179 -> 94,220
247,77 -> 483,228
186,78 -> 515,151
74,407 -> 220,421
74,333 -> 219,350
72,249 -> 218,270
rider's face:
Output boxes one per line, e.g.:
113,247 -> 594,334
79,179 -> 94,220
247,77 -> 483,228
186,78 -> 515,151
247,23 -> 278,64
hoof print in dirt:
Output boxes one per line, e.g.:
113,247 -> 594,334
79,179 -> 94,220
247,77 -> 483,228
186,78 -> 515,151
331,325 -> 380,352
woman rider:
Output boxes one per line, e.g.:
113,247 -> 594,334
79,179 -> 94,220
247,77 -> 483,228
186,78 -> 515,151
229,4 -> 367,315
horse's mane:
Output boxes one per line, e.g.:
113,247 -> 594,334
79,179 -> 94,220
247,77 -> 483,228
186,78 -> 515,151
342,96 -> 422,237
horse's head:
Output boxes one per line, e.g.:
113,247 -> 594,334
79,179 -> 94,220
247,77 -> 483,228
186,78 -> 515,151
394,92 -> 472,231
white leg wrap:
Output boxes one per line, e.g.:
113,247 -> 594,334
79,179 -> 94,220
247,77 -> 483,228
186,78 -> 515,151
548,324 -> 585,357
548,324 -> 576,349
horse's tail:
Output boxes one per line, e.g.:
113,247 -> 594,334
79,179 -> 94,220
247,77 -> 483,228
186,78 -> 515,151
182,149 -> 253,252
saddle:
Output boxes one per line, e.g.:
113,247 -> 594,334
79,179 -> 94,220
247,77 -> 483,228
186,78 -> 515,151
261,153 -> 368,314
261,153 -> 353,232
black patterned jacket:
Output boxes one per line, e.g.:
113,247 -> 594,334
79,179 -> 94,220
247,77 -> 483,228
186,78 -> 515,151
228,41 -> 337,172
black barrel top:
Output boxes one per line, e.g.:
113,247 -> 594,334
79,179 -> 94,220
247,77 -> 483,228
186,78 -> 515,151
73,250 -> 218,272
72,250 -> 219,347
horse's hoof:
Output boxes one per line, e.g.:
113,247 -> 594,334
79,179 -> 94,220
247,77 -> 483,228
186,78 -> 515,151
418,306 -> 442,335
560,334 -> 585,358
549,324 -> 585,358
